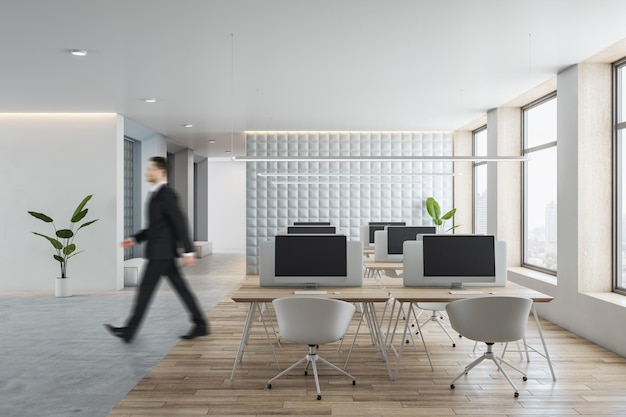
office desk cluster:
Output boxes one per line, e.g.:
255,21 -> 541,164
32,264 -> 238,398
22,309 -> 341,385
229,274 -> 555,383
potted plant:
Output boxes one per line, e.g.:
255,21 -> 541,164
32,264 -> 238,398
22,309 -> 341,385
425,196 -> 459,233
28,194 -> 99,297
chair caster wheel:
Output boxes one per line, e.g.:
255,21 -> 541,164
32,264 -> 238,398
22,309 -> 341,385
514,392 -> 519,398
405,340 -> 410,344
267,384 -> 272,389
352,380 -> 356,385
452,343 -> 456,347
317,395 -> 322,400
450,384 -> 455,389
304,371 -> 308,376
522,376 -> 527,381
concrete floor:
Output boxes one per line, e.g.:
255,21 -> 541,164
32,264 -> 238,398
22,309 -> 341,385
0,253 -> 245,417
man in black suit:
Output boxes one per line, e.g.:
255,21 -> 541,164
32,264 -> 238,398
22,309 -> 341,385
105,156 -> 208,343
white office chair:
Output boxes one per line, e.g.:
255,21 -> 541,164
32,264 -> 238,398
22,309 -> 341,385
446,296 -> 532,397
266,297 -> 356,400
413,302 -> 457,347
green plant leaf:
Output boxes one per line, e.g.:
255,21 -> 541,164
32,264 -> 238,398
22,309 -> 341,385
434,218 -> 443,226
426,197 -> 441,221
71,208 -> 88,223
33,232 -> 63,249
441,208 -> 457,220
56,229 -> 74,239
77,219 -> 99,230
28,211 -> 53,223
72,195 -> 93,221
63,244 -> 76,255
53,255 -> 64,263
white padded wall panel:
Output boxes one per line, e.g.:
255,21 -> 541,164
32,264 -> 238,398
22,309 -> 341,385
245,131 -> 454,274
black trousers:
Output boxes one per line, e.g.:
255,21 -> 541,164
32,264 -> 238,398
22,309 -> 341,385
126,259 -> 205,335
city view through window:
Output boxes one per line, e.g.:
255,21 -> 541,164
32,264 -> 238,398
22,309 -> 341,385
523,96 -> 557,272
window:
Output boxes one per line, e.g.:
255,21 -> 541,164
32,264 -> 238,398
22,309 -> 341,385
614,59 -> 626,292
123,137 -> 138,260
473,126 -> 488,235
522,94 -> 557,273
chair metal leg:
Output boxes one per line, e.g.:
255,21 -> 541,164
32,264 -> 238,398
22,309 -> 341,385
267,345 -> 356,400
450,343 -> 526,397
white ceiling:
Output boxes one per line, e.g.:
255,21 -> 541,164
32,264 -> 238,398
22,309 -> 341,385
3,0 -> 626,159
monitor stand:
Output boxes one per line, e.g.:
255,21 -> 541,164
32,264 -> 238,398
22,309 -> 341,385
303,282 -> 319,290
449,282 -> 464,290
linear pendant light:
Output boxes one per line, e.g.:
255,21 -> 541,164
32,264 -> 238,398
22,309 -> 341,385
233,155 -> 527,162
258,172 -> 459,177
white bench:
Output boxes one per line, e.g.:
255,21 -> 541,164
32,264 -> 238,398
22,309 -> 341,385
123,258 -> 146,287
193,241 -> 213,258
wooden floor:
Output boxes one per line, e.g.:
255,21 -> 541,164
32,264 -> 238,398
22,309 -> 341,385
107,296 -> 626,417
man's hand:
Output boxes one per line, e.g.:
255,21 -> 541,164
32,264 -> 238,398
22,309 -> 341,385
183,254 -> 197,267
120,238 -> 135,249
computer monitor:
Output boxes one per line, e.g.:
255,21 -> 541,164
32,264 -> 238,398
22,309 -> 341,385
403,235 -> 507,288
293,221 -> 332,225
373,225 -> 435,262
287,225 -> 336,234
387,226 -> 437,254
275,234 -> 346,277
367,222 -> 406,244
259,234 -> 363,287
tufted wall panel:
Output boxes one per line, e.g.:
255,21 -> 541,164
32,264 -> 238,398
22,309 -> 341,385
245,131 -> 454,274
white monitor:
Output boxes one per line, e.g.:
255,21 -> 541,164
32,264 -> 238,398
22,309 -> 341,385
403,235 -> 507,288
287,225 -> 336,234
259,234 -> 363,287
374,226 -> 436,262
361,222 -> 406,248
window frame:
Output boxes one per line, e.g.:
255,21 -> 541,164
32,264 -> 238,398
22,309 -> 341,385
614,58 -> 626,294
473,125 -> 488,235
521,92 -> 558,275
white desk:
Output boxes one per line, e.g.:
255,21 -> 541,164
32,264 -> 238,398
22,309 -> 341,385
229,278 -> 392,380
382,281 -> 556,381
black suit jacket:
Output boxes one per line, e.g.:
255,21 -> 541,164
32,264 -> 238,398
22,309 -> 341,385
134,185 -> 194,260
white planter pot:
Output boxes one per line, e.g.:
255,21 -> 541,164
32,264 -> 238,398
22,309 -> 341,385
55,277 -> 72,298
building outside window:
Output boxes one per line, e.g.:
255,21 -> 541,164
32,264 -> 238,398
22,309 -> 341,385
522,94 -> 557,273
473,126 -> 488,235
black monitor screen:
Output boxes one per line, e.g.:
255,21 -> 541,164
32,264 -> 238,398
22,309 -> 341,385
422,235 -> 496,276
387,226 -> 436,254
368,222 -> 406,243
275,235 -> 347,276
287,226 -> 336,234
293,222 -> 331,225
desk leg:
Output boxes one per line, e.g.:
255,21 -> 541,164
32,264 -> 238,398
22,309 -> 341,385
344,302 -> 393,379
255,302 -> 280,370
230,302 -> 257,381
388,301 -> 433,380
531,304 -> 556,381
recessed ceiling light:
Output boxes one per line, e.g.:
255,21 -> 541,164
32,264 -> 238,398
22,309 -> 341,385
142,98 -> 157,103
225,150 -> 232,153
70,49 -> 88,57
182,124 -> 193,128
208,140 -> 216,144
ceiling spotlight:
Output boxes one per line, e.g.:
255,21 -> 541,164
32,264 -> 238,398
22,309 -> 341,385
208,140 -> 216,144
70,49 -> 88,57
225,150 -> 232,153
182,124 -> 193,128
142,98 -> 157,103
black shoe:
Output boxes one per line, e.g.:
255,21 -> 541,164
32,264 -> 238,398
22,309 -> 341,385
104,324 -> 132,343
180,322 -> 209,340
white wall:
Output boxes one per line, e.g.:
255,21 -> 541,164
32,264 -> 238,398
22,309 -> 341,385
0,113 -> 124,292
509,62 -> 626,357
206,160 -> 246,252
